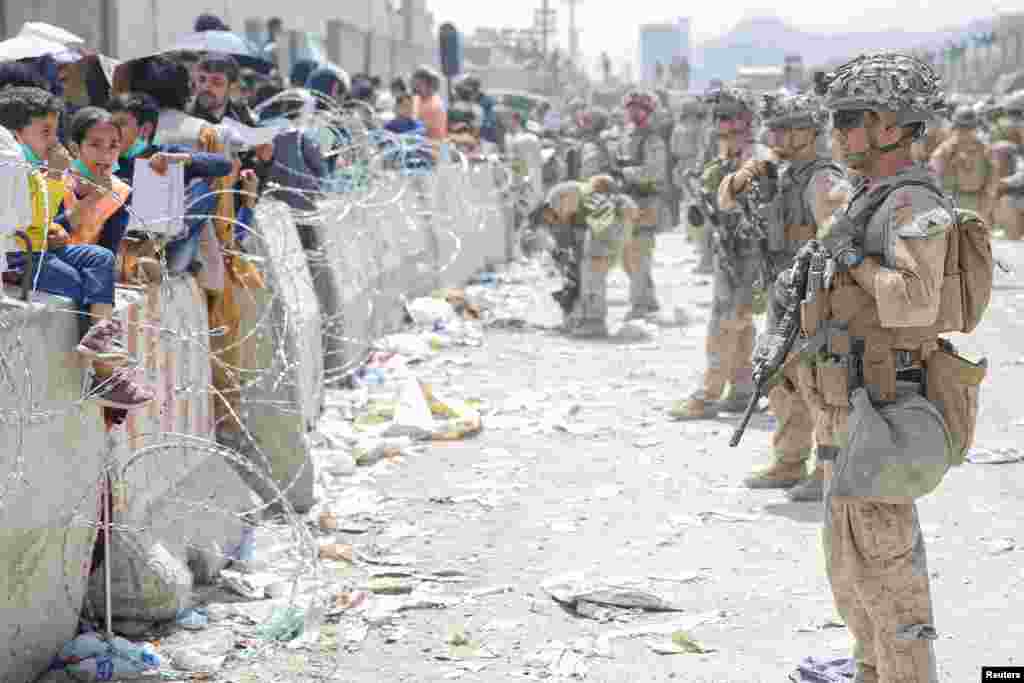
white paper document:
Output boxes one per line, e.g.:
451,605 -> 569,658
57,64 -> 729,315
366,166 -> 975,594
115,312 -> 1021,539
127,161 -> 186,237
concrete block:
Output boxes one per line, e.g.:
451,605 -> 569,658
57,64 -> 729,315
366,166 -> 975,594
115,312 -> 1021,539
236,202 -> 323,513
0,291 -> 108,683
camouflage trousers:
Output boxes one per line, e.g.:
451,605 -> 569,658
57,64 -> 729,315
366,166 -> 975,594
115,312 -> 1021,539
823,483 -> 938,683
571,227 -> 623,325
765,269 -> 816,469
695,248 -> 759,401
623,224 -> 660,316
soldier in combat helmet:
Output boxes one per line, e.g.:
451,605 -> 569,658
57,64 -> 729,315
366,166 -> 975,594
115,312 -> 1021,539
723,92 -> 851,501
808,52 -> 978,682
670,87 -> 762,420
618,89 -> 669,320
929,105 -> 995,221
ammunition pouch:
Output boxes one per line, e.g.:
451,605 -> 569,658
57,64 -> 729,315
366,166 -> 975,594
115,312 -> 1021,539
924,339 -> 986,465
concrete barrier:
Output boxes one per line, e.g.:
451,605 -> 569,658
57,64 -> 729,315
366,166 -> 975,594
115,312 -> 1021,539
0,289 -> 121,683
236,201 -> 324,514
86,276 -> 255,628
0,156 -> 511,682
308,160 -> 510,375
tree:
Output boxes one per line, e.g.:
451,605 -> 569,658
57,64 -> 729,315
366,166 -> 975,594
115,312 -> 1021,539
601,51 -> 611,84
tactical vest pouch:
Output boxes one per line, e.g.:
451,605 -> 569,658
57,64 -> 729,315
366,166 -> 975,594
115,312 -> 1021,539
949,209 -> 993,334
832,387 -> 953,503
816,359 -> 851,408
861,344 -> 898,404
784,223 -> 816,244
800,296 -> 826,338
925,340 -> 986,466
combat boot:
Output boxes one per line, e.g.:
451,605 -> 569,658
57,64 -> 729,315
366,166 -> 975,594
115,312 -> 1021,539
669,393 -> 719,420
717,392 -> 754,413
572,319 -> 609,338
742,458 -> 805,489
786,465 -> 825,502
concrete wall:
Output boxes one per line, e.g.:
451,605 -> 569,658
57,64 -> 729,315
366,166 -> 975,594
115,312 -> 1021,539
235,202 -> 323,513
0,155 -> 509,682
0,291 -> 108,683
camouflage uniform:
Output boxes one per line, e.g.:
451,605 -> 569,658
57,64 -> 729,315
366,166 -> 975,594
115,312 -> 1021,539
929,106 -> 994,219
672,99 -> 708,253
670,87 -> 762,420
544,179 -> 631,337
578,107 -> 615,180
620,90 -> 669,318
811,53 -> 953,683
988,92 -> 1024,240
729,93 -> 850,500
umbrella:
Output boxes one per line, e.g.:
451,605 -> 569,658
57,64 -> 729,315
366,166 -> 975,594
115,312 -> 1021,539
0,21 -> 84,61
20,22 -> 85,47
164,31 -> 273,74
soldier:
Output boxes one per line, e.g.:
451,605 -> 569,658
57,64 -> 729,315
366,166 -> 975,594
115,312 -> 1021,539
812,52 -> 958,682
727,92 -> 850,501
909,108 -> 947,166
618,89 -> 669,320
673,98 -> 708,260
670,87 -> 761,420
542,176 -> 633,337
988,90 -> 1024,240
577,106 -> 614,179
929,105 -> 995,221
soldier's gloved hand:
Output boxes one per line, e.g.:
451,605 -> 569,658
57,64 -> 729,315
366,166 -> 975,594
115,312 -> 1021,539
819,214 -> 864,270
730,159 -> 766,195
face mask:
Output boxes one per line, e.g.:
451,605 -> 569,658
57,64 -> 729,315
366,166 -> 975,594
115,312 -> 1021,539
123,137 -> 149,159
71,157 -> 120,183
20,144 -> 44,167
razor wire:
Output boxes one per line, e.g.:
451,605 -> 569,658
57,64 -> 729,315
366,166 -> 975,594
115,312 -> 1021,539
0,92 -> 524,677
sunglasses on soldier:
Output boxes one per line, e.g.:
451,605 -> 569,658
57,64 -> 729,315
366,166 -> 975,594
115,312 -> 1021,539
831,109 -> 869,130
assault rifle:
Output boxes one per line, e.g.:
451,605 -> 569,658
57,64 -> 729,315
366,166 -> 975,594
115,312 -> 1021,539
736,161 -> 779,288
729,242 -> 825,447
679,168 -> 738,285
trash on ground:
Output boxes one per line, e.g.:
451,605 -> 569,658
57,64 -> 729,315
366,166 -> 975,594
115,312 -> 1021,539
175,607 -> 209,631
257,606 -> 306,642
595,611 -> 723,655
319,542 -> 355,562
58,633 -> 160,681
788,656 -> 856,682
407,297 -> 457,328
368,576 -> 414,595
221,570 -> 283,600
647,630 -> 714,655
541,573 -> 685,613
524,640 -> 592,679
966,446 -> 1024,464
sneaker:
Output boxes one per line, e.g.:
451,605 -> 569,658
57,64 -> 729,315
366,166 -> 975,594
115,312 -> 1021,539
87,369 -> 155,410
76,319 -> 133,364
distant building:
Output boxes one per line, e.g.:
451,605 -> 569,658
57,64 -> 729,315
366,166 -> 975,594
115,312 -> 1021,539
735,65 -> 785,91
639,19 -> 690,86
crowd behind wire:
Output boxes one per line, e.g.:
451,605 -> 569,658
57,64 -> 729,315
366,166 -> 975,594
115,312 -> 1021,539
0,11 -> 545,424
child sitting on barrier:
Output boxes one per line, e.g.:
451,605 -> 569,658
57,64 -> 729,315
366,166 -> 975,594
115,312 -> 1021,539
0,87 -> 154,410
108,92 -> 237,279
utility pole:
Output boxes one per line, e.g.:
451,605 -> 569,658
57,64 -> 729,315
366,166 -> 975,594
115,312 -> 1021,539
534,0 -> 557,58
563,0 -> 580,63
